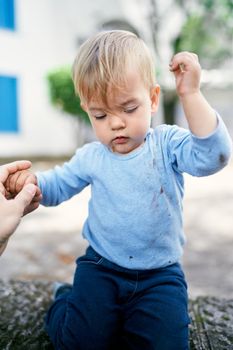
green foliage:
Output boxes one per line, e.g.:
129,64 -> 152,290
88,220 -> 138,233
173,0 -> 233,68
47,67 -> 90,124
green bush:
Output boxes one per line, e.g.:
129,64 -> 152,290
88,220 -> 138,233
47,67 -> 90,124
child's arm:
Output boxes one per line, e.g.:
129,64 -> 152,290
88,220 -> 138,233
170,52 -> 217,137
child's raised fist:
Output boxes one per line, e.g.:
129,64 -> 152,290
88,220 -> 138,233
169,51 -> 201,97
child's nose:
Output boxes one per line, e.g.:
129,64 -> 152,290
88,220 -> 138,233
109,115 -> 125,130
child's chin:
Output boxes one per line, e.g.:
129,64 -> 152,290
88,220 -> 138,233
112,145 -> 130,154
114,144 -> 140,154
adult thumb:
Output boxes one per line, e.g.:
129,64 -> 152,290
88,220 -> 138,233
15,184 -> 37,209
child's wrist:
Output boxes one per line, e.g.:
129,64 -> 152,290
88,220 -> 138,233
178,90 -> 201,101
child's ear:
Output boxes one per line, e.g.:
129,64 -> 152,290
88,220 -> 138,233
150,85 -> 160,113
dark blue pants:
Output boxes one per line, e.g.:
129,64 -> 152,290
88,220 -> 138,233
45,246 -> 190,350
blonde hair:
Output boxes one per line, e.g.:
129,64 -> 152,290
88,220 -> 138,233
72,30 -> 156,106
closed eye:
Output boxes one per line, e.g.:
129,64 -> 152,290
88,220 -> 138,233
124,106 -> 138,114
94,114 -> 107,120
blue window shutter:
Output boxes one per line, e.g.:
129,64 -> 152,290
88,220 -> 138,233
0,0 -> 15,30
0,75 -> 19,133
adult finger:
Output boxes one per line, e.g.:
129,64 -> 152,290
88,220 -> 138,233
0,191 -> 6,202
0,161 -> 32,184
23,201 -> 40,216
14,184 -> 37,213
0,182 -> 6,195
32,193 -> 43,203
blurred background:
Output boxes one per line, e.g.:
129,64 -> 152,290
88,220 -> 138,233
0,0 -> 233,298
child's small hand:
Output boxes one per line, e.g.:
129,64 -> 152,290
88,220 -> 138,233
169,52 -> 201,97
6,170 -> 37,198
5,170 -> 42,214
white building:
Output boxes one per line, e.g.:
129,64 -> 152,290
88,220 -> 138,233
0,0 -> 161,158
0,0 -> 232,158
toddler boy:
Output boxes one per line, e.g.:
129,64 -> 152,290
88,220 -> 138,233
6,30 -> 232,350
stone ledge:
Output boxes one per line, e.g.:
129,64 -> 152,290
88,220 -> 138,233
0,280 -> 53,350
189,297 -> 233,349
1,280 -> 233,349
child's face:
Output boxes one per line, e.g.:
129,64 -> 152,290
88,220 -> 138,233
83,71 -> 160,154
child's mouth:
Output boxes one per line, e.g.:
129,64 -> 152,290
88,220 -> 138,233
113,137 -> 128,144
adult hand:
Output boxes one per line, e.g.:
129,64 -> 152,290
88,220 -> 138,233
0,183 -> 37,255
0,161 -> 40,256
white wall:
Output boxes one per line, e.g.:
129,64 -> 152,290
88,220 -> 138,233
0,0 -> 80,157
0,0 -> 156,158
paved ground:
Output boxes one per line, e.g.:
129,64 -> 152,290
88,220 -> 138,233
1,159 -> 233,299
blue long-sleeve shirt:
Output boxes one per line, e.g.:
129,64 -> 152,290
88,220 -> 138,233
37,116 -> 232,269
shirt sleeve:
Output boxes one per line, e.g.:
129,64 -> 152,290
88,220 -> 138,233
37,145 -> 91,206
165,114 -> 232,176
